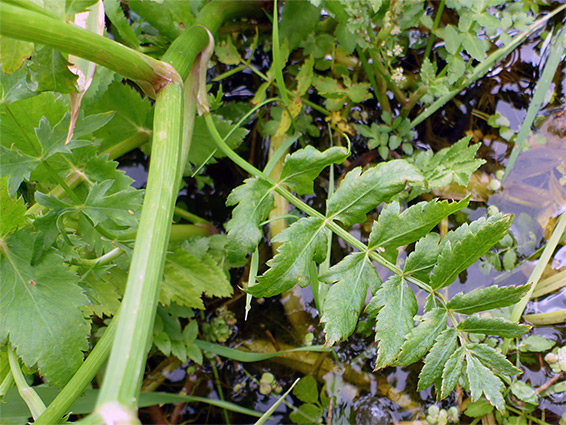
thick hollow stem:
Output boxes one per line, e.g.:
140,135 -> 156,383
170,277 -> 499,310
95,83 -> 183,409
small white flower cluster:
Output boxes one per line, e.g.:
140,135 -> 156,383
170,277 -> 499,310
386,44 -> 404,57
392,67 -> 405,83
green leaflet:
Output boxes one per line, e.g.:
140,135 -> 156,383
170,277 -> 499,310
468,343 -> 522,376
279,145 -> 348,195
440,346 -> 465,399
368,198 -> 469,250
27,46 -> 78,94
446,284 -> 531,315
403,232 -> 441,283
374,275 -> 418,370
430,214 -> 513,289
327,160 -> 424,226
249,217 -> 329,297
0,66 -> 37,105
418,328 -> 457,391
36,179 -> 142,228
0,229 -> 89,388
104,0 -> 140,48
0,35 -> 34,74
466,353 -> 505,413
320,252 -> 379,345
161,240 -> 233,309
0,177 -> 27,238
225,177 -> 274,262
412,136 -> 485,190
457,316 -> 531,338
396,307 -> 447,366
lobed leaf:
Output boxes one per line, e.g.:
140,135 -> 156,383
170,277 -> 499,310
368,198 -> 469,250
27,46 -> 78,94
468,343 -> 522,376
374,275 -> 418,370
466,353 -> 505,413
446,284 -> 531,315
0,230 -> 89,388
430,214 -> 513,290
403,232 -> 441,282
225,177 -> 274,262
280,145 -> 348,195
320,252 -> 379,346
440,346 -> 465,399
249,217 -> 329,297
396,308 -> 447,366
418,328 -> 457,391
161,241 -> 233,309
457,316 -> 531,338
327,160 -> 423,226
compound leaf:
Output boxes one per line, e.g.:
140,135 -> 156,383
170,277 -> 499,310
368,198 -> 469,250
81,180 -> 142,227
374,275 -> 418,369
447,284 -> 531,315
0,230 -> 89,388
396,307 -> 447,366
250,217 -> 329,297
430,214 -> 513,289
320,252 -> 379,345
418,328 -> 457,391
328,160 -> 423,226
280,146 -> 348,195
225,178 -> 274,262
457,316 -> 530,338
466,353 -> 505,413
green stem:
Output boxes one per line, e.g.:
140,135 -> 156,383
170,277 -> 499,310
357,47 -> 391,114
423,0 -> 446,59
272,0 -> 290,105
173,206 -> 213,226
72,247 -> 125,267
169,224 -> 215,242
41,161 -> 83,205
8,345 -> 46,421
95,83 -> 183,410
35,318 -> 118,425
204,113 -> 433,293
369,50 -> 408,106
0,2 -> 179,93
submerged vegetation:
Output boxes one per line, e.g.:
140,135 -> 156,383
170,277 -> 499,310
1,0 -> 565,424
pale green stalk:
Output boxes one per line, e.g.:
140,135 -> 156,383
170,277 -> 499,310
272,0 -> 290,105
95,83 -> 183,412
7,346 -> 46,421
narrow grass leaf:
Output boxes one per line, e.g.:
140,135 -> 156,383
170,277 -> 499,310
430,214 -> 513,290
250,217 -> 329,297
418,328 -> 457,391
368,198 -> 469,250
320,252 -> 379,345
466,353 -> 505,413
396,308 -> 447,366
468,343 -> 522,376
280,146 -> 348,195
225,178 -> 274,262
440,346 -> 465,399
446,284 -> 531,315
374,276 -> 418,369
457,316 -> 530,338
328,160 -> 423,226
